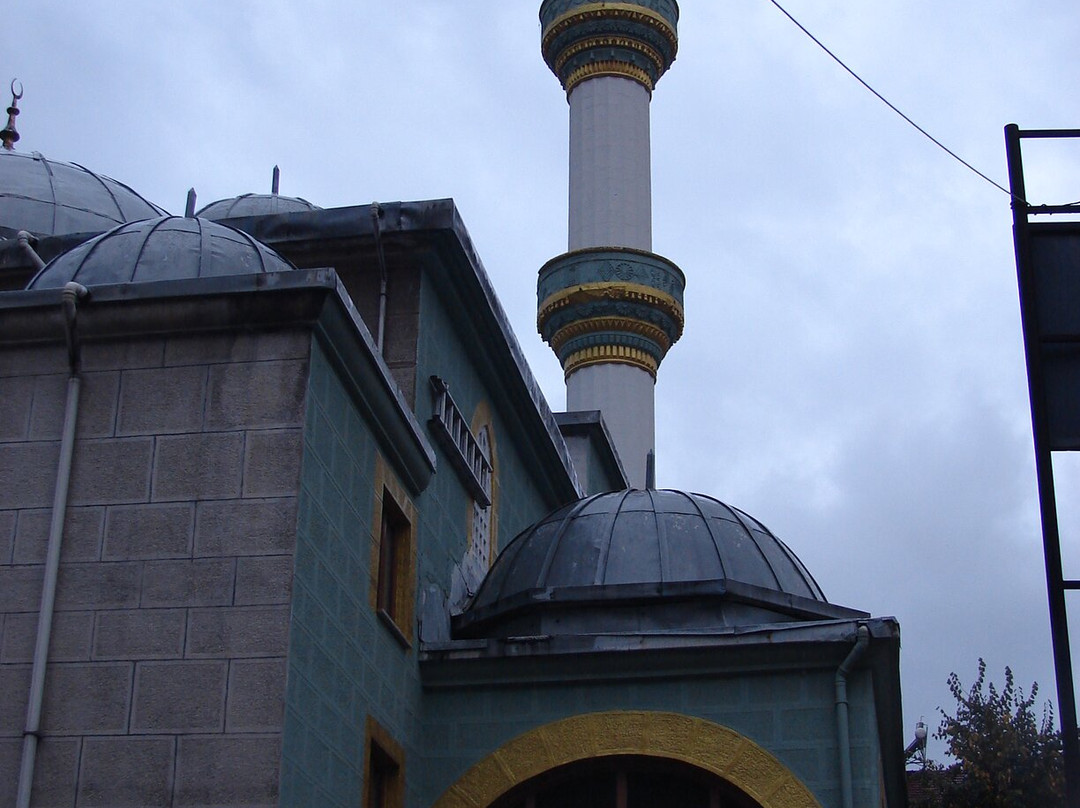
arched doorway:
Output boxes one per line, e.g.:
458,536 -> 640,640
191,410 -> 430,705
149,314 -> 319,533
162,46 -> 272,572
491,755 -> 763,808
432,711 -> 822,808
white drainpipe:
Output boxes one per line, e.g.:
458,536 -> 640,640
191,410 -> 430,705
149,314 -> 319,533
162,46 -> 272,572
16,281 -> 88,808
835,623 -> 870,808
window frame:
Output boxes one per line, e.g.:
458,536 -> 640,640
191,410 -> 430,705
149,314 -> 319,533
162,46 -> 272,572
371,453 -> 417,647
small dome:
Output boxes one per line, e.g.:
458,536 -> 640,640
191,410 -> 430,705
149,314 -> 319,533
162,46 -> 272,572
0,150 -> 167,238
456,489 -> 862,639
196,193 -> 320,220
28,216 -> 295,289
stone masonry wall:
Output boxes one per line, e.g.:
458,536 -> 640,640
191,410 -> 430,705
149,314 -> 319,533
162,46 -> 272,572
0,328 -> 310,807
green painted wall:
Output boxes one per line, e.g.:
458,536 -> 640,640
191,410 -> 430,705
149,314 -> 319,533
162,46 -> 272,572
419,665 -> 882,808
282,340 -> 424,807
412,276 -> 566,605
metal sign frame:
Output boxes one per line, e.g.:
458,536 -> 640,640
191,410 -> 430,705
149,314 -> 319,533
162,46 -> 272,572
1006,123 -> 1080,806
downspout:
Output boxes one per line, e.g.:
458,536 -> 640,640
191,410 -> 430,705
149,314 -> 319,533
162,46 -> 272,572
370,202 -> 388,355
835,623 -> 870,808
16,230 -> 46,271
15,281 -> 88,808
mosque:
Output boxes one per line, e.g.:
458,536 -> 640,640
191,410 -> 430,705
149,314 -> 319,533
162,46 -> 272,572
0,2 -> 906,806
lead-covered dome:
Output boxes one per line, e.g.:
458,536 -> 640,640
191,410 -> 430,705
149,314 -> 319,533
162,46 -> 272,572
0,150 -> 167,238
28,215 -> 295,289
196,192 -> 320,220
455,489 -> 864,638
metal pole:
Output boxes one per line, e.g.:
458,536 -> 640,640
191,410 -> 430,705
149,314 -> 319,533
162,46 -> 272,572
1006,123 -> 1080,805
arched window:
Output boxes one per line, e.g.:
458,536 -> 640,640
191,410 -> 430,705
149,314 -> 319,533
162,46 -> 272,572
491,756 -> 763,808
470,425 -> 493,571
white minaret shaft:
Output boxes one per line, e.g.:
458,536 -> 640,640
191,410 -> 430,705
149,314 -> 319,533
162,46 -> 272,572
538,0 -> 683,489
568,77 -> 653,253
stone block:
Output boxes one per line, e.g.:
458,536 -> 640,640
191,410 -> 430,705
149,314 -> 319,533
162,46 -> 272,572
226,658 -> 287,732
0,345 -> 67,377
165,329 -> 310,366
80,337 -> 165,372
55,562 -> 141,610
2,610 -> 93,663
0,736 -> 80,807
132,661 -> 227,732
0,442 -> 61,510
243,429 -> 303,497
93,609 -> 186,660
117,365 -> 208,436
141,559 -> 235,607
103,502 -> 194,560
13,506 -> 104,564
0,375 -> 33,441
235,556 -> 294,605
0,666 -> 30,736
187,606 -> 290,658
0,567 -> 43,613
206,360 -> 308,430
29,371 -> 119,440
175,735 -> 281,807
0,510 -> 15,564
69,437 -> 154,506
77,736 -> 175,807
195,498 -> 297,556
152,432 -> 243,501
41,662 -> 132,733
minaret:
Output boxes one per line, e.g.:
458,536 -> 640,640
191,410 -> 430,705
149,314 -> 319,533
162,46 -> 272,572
537,0 -> 685,488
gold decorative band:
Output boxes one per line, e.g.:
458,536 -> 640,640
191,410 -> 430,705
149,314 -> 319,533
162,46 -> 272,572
565,61 -> 654,94
537,281 -> 685,336
541,4 -> 678,55
548,316 -> 672,355
554,35 -> 665,77
563,344 -> 659,378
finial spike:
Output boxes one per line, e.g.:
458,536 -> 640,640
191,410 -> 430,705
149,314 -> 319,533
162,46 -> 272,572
271,166 -> 280,195
1,78 -> 24,151
185,188 -> 197,217
645,451 -> 656,490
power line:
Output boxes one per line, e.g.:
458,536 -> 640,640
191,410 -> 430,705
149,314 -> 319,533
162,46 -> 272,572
766,0 -> 1018,199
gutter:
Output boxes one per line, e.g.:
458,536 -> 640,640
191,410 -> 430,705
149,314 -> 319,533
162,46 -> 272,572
835,623 -> 870,808
15,281 -> 87,808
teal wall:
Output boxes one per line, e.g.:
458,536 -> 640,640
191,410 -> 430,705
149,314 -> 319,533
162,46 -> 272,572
281,341 -> 424,807
419,665 -> 882,808
412,276 -> 567,601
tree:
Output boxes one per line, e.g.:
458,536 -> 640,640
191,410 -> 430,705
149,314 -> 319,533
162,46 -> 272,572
929,659 -> 1063,808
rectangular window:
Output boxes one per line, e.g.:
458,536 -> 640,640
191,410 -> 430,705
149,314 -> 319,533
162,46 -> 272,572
377,490 -> 407,618
371,454 -> 416,647
365,717 -> 404,808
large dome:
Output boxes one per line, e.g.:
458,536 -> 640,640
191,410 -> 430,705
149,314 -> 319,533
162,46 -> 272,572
455,489 -> 864,638
0,150 -> 167,238
27,215 -> 295,289
196,192 -> 320,220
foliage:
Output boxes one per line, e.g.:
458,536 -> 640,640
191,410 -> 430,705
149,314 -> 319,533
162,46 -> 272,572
929,658 -> 1063,808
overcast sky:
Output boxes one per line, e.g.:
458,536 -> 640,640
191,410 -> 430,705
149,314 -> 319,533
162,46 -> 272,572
7,0 -> 1080,760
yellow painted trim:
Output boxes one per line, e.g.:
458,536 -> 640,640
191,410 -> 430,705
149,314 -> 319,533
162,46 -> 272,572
548,315 -> 672,355
432,711 -> 823,808
467,400 -> 499,566
537,281 -> 684,333
364,716 -> 406,808
542,4 -> 678,55
554,35 -> 664,76
371,452 -> 418,645
565,61 -> 654,94
563,344 -> 659,378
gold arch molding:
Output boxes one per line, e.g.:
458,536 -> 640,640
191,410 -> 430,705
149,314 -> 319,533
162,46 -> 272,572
432,711 -> 823,808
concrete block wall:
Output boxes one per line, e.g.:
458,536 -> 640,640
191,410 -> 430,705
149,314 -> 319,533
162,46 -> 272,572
419,665 -> 882,808
0,329 -> 310,807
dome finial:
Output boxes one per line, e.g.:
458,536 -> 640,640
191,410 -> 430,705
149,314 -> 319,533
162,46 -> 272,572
1,79 -> 23,151
271,165 -> 280,195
